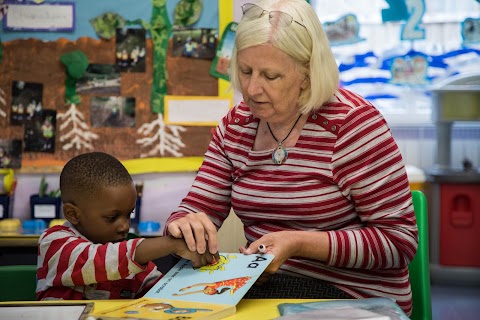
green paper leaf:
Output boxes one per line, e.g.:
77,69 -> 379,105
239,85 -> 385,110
174,0 -> 203,26
90,12 -> 126,40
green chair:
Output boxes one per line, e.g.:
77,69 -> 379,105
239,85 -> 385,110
408,190 -> 433,320
0,265 -> 37,301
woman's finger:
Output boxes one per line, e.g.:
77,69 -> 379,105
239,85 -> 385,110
190,218 -> 208,254
167,222 -> 183,239
178,221 -> 197,252
204,222 -> 218,254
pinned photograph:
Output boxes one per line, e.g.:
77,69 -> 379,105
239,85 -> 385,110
0,139 -> 22,169
10,81 -> 43,126
115,28 -> 146,72
90,96 -> 135,128
172,27 -> 218,60
76,64 -> 121,95
24,109 -> 57,153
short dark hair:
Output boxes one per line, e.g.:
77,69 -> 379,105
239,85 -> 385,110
60,152 -> 133,203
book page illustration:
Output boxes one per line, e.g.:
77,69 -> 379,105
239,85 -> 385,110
172,276 -> 252,296
92,297 -> 235,320
145,253 -> 274,305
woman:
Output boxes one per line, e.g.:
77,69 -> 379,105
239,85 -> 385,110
165,0 -> 418,315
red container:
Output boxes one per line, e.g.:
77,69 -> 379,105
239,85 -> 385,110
439,184 -> 480,267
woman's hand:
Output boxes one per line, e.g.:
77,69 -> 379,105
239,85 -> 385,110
240,230 -> 329,276
167,212 -> 219,255
240,231 -> 298,274
171,236 -> 220,268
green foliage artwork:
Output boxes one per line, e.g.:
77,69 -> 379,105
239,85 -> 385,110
60,50 -> 89,104
149,0 -> 172,114
174,0 -> 203,26
88,0 -> 205,114
90,12 -> 126,40
87,1 -> 171,114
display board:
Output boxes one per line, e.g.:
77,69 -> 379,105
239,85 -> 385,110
0,0 -> 233,173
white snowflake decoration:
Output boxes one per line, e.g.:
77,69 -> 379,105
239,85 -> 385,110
136,114 -> 186,157
57,103 -> 99,151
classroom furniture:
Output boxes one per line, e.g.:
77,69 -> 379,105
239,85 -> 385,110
0,234 -> 39,248
427,72 -> 480,285
0,265 -> 37,301
30,194 -> 62,224
0,299 -> 322,319
0,195 -> 13,220
409,190 -> 433,320
1,195 -> 431,316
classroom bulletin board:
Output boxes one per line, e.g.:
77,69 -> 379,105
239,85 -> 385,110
0,0 -> 234,174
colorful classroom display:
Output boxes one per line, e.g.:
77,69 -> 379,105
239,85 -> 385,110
0,0 -> 479,173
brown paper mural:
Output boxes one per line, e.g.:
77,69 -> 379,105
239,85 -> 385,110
0,37 -> 218,172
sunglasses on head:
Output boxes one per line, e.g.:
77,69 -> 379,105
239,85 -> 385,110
241,3 -> 306,29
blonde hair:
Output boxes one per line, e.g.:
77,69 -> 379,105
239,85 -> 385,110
229,0 -> 339,113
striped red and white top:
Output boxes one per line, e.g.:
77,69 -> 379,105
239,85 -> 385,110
36,222 -> 162,300
166,88 -> 418,315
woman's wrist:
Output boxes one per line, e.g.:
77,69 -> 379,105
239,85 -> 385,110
290,230 -> 329,261
287,231 -> 307,257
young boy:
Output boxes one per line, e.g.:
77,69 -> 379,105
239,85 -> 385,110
36,152 -> 215,300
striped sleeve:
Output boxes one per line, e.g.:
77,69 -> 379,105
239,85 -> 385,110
134,262 -> 164,298
37,226 -> 146,290
326,101 -> 418,269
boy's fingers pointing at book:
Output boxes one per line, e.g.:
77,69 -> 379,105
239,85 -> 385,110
206,251 -> 220,265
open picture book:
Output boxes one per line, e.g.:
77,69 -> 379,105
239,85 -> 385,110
91,253 -> 274,320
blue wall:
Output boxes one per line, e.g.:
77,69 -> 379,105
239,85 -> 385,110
0,0 -> 218,41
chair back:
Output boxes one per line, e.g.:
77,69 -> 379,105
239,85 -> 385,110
409,190 -> 433,320
0,265 -> 37,301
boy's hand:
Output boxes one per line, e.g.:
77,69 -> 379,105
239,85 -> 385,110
173,237 -> 220,268
134,235 -> 219,266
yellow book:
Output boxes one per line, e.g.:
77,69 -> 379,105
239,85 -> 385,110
90,297 -> 235,320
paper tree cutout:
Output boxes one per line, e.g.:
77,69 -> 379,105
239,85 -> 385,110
136,114 -> 186,157
57,103 -> 99,151
0,87 -> 6,118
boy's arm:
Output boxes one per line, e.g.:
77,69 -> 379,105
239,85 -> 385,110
135,235 -> 218,268
38,226 -> 216,289
37,227 -> 154,287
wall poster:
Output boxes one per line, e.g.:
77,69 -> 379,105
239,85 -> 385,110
0,0 -> 234,173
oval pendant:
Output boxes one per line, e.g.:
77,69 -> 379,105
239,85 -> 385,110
272,146 -> 288,164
